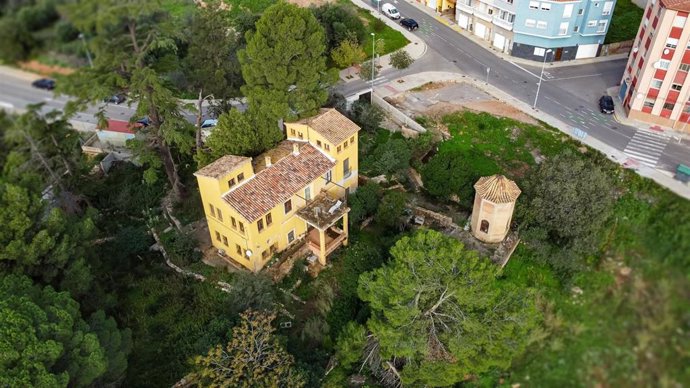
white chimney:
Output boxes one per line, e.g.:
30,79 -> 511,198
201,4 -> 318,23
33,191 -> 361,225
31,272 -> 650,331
265,156 -> 272,167
293,143 -> 300,155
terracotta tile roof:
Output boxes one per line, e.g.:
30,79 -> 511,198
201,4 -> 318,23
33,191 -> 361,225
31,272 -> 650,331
474,175 -> 521,204
223,143 -> 334,222
296,108 -> 360,145
661,0 -> 690,11
100,119 -> 137,134
194,155 -> 251,179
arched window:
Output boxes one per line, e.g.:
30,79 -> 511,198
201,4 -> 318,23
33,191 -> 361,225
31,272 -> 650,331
480,220 -> 490,233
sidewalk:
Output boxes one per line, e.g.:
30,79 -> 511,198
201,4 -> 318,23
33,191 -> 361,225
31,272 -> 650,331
606,86 -> 690,142
401,0 -> 630,69
375,71 -> 690,200
340,0 -> 428,81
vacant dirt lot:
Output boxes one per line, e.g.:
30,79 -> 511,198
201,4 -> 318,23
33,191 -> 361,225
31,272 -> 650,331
387,82 -> 539,125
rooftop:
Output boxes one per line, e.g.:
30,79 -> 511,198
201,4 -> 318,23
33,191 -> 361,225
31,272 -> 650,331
474,175 -> 521,204
296,108 -> 360,145
223,142 -> 334,222
661,0 -> 690,11
99,119 -> 137,134
194,155 -> 251,179
296,192 -> 349,229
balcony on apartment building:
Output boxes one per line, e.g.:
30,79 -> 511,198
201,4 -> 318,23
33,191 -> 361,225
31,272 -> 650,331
492,15 -> 514,30
474,6 -> 494,22
457,0 -> 474,14
296,192 -> 349,265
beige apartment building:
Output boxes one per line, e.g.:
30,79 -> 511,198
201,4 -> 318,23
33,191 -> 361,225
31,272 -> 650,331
619,0 -> 690,132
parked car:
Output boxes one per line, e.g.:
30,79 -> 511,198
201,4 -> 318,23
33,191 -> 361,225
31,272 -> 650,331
400,18 -> 419,31
599,95 -> 614,114
104,94 -> 126,104
201,119 -> 218,129
382,3 -> 401,19
31,78 -> 56,90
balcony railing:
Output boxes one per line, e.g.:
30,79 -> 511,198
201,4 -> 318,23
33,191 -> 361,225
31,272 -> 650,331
306,227 -> 347,258
457,2 -> 474,14
474,9 -> 493,22
492,16 -> 514,30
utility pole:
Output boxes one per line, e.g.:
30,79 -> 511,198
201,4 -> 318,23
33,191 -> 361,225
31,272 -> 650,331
78,33 -> 94,68
370,32 -> 375,103
486,67 -> 490,84
533,49 -> 552,109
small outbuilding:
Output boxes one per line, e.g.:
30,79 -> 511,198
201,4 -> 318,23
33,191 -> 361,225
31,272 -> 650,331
471,175 -> 521,243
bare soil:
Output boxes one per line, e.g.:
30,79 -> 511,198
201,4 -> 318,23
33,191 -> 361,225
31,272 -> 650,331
19,60 -> 75,76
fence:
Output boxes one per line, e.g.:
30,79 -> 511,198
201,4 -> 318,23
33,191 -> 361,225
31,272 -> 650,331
372,92 -> 427,133
599,40 -> 634,57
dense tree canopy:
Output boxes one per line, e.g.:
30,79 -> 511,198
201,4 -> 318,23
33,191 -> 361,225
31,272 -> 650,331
311,3 -> 366,52
239,2 -> 336,121
356,229 -> 538,386
0,274 -> 130,387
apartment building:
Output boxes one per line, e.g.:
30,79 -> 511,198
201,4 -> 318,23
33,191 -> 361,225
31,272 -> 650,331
195,109 -> 360,272
619,0 -> 690,132
455,0 -> 615,61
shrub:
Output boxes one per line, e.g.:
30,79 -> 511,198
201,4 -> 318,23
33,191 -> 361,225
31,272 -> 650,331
0,18 -> 36,63
349,100 -> 383,132
368,138 -> 412,178
17,2 -> 59,32
348,181 -> 382,225
55,20 -> 80,43
312,3 -> 366,51
358,59 -> 378,81
389,49 -> 414,69
375,190 -> 407,230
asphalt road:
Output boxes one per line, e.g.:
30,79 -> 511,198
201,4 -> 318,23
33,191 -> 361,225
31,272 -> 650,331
341,0 -> 690,172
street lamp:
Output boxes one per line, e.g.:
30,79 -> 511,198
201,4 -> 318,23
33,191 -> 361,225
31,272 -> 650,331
533,49 -> 553,109
370,32 -> 375,103
78,33 -> 94,68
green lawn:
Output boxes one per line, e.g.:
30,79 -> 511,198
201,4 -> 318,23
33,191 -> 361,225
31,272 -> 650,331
356,7 -> 410,57
606,0 -> 644,44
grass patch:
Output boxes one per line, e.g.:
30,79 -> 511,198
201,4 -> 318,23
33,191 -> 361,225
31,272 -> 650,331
355,8 -> 409,57
606,0 -> 644,44
161,0 -> 196,19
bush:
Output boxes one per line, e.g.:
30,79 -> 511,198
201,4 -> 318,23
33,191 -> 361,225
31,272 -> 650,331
0,18 -> 36,63
358,59 -> 378,81
348,181 -> 382,225
349,100 -> 383,132
389,49 -> 414,69
375,190 -> 407,229
17,2 -> 59,32
55,20 -> 80,43
312,4 -> 366,51
371,17 -> 386,32
368,138 -> 412,178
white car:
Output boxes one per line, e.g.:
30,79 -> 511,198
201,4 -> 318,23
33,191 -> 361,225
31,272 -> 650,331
201,119 -> 218,128
382,3 -> 401,20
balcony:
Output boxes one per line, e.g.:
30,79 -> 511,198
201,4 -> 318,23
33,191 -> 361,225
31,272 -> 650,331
306,227 -> 347,259
492,16 -> 514,31
296,192 -> 350,265
474,8 -> 493,22
457,2 -> 474,14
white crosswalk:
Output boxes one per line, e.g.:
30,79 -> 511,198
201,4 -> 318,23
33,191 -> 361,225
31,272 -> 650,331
371,76 -> 388,86
623,129 -> 670,167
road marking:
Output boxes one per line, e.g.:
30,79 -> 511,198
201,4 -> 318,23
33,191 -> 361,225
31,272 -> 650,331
508,61 -> 540,79
623,129 -> 671,167
0,101 -> 14,110
544,73 -> 603,82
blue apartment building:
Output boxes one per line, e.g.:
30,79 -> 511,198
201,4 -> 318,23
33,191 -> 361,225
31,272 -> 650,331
455,0 -> 616,61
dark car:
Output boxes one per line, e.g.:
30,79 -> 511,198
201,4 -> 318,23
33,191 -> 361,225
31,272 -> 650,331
104,94 -> 126,104
599,95 -> 614,114
400,18 -> 419,31
31,78 -> 56,90
136,117 -> 151,127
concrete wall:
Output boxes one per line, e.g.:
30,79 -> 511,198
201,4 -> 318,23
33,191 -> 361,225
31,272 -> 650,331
372,92 -> 427,133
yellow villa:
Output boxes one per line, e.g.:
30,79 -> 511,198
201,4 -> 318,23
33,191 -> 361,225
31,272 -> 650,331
194,109 -> 360,272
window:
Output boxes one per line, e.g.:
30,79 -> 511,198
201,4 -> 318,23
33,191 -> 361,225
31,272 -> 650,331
540,2 -> 551,10
350,136 -> 354,144
506,0 -> 513,3
671,83 -> 683,91
266,212 -> 272,226
257,219 -> 264,232
228,178 -> 236,187
217,208 -> 223,222
237,173 -> 245,183
325,144 -> 330,151
209,204 -> 216,217
536,20 -> 548,29
666,38 -> 678,49
239,222 -> 245,233
287,230 -> 295,244
587,20 -> 597,27
578,8 -> 584,15
290,128 -> 296,136
559,22 -> 569,35
650,79 -> 663,88
215,231 -> 221,241
317,140 -> 322,148
597,21 -> 607,32
324,170 -> 332,182
534,47 -> 546,56
236,244 -> 242,255
525,18 -> 536,27
270,243 -> 278,254
298,131 -> 303,139
643,98 -> 654,109
574,25 -> 580,32
680,63 -> 690,72
529,0 -> 539,9
343,158 -> 351,177
663,102 -> 675,110
602,1 -> 613,15
563,3 -> 573,17
222,235 -> 228,246
343,140 -> 348,149
594,2 -> 599,6
480,220 -> 490,233
337,145 -> 342,153
262,250 -> 269,260
231,216 -> 237,228
659,60 -> 671,70
673,15 -> 687,28
305,186 -> 311,201
284,199 -> 292,214
488,8 -> 494,15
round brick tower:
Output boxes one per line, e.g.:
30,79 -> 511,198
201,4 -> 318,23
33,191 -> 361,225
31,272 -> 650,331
471,175 -> 521,243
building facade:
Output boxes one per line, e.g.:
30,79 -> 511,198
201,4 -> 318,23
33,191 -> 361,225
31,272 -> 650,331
195,109 -> 360,272
470,175 -> 521,243
455,0 -> 615,61
619,0 -> 690,132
